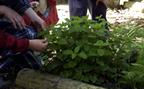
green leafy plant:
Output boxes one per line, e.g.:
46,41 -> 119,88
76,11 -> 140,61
112,19 -> 144,89
119,40 -> 144,89
41,17 -> 144,89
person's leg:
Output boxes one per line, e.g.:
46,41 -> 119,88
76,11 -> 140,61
88,0 -> 107,21
88,0 -> 109,38
69,0 -> 88,17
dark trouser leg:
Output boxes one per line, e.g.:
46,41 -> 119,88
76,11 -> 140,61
89,0 -> 107,21
89,0 -> 109,37
69,0 -> 88,17
89,0 -> 109,29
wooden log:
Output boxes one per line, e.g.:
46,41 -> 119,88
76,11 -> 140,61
15,68 -> 106,89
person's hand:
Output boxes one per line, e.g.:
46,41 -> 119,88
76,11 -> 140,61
33,18 -> 46,31
24,8 -> 46,31
30,1 -> 39,11
1,6 -> 26,29
29,39 -> 48,52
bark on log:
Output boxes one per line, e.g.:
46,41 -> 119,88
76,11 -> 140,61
15,68 -> 106,89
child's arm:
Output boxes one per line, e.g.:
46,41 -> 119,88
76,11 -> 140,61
15,0 -> 46,29
0,31 -> 48,53
0,30 -> 29,52
0,0 -> 46,30
24,8 -> 46,30
0,31 -> 48,59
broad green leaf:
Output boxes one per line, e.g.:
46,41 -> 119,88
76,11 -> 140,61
72,53 -> 77,59
88,50 -> 97,56
94,40 -> 104,46
97,49 -> 105,56
78,52 -> 88,59
63,61 -> 77,69
58,39 -> 68,45
63,50 -> 73,55
74,46 -> 80,53
94,24 -> 102,30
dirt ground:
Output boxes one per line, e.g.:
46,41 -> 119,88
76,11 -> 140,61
56,3 -> 144,23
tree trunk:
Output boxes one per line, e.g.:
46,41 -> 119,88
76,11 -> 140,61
15,68 -> 106,89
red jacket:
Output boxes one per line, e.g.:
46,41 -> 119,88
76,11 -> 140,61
24,0 -> 59,26
0,30 -> 29,52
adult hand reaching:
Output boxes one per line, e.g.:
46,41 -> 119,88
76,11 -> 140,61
0,6 -> 26,29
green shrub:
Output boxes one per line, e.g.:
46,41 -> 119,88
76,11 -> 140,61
113,19 -> 144,89
119,39 -> 144,89
41,17 -> 144,89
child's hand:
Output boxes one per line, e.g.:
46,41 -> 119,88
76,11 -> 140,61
1,6 -> 26,29
33,18 -> 46,31
30,1 -> 39,11
29,39 -> 48,52
25,8 -> 46,30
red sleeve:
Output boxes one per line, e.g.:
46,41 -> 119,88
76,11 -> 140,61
23,0 -> 59,26
37,1 -> 59,26
0,31 -> 29,52
46,0 -> 59,25
47,0 -> 56,6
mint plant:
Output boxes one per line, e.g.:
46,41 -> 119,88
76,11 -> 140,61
41,17 -> 144,89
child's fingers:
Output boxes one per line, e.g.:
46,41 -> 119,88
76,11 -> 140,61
44,38 -> 48,41
40,39 -> 48,50
18,17 -> 26,29
30,1 -> 39,8
44,42 -> 48,46
0,56 -> 2,59
11,19 -> 17,29
15,18 -> 23,29
41,38 -> 48,43
44,42 -> 48,49
42,39 -> 48,45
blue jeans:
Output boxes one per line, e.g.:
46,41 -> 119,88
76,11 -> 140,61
68,0 -> 107,21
